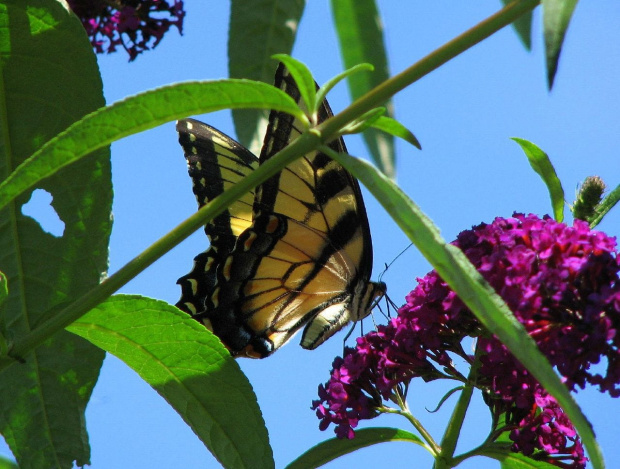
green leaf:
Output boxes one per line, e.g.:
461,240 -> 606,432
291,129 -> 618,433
590,183 -> 620,228
0,1 -> 111,467
501,0 -> 533,50
479,444 -> 566,468
330,0 -> 395,177
272,54 -> 317,118
370,116 -> 421,149
229,0 -> 306,152
316,63 -> 374,113
287,427 -> 424,469
0,272 -> 8,357
512,138 -> 565,222
542,0 -> 579,89
0,455 -> 18,469
0,80 -> 304,212
342,106 -> 386,134
342,109 -> 421,150
67,295 -> 274,469
0,272 -> 7,307
321,146 -> 604,469
427,386 -> 465,413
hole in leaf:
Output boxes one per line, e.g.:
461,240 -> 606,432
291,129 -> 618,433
21,189 -> 65,237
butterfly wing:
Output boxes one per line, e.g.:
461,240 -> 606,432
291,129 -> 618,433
197,64 -> 384,358
175,118 -> 258,317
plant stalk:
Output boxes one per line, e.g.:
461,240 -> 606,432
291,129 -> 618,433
0,0 -> 540,370
0,131 -> 322,371
433,384 -> 474,469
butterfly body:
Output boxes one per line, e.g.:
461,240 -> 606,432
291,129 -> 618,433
176,65 -> 385,358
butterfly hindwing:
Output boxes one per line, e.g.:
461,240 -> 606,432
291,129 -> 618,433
177,64 -> 385,358
176,119 -> 257,316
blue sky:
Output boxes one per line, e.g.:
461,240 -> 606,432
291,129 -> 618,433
5,2 -> 620,468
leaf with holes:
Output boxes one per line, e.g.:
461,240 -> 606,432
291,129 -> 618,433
0,1 -> 111,467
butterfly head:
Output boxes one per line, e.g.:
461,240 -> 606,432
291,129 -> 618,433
365,281 -> 387,317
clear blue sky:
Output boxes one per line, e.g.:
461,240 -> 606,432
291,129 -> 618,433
5,2 -> 620,468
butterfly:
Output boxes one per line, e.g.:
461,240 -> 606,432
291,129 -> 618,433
176,64 -> 385,358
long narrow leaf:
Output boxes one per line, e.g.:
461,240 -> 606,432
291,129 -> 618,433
543,0 -> 579,89
287,428 -> 424,469
371,116 -> 421,149
229,0 -> 305,151
316,63 -> 374,111
512,138 -> 565,222
479,444 -> 566,468
67,295 -> 274,469
0,81 -> 304,212
272,54 -> 317,116
322,147 -> 603,469
330,0 -> 395,177
501,0 -> 533,50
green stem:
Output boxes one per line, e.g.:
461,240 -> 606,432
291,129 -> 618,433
318,0 -> 540,142
433,384 -> 474,469
434,345 -> 485,468
0,131 -> 322,371
382,405 -> 439,457
397,393 -> 442,456
0,0 -> 540,369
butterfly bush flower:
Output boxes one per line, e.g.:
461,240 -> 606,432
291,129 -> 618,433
313,214 -> 620,468
68,0 -> 185,60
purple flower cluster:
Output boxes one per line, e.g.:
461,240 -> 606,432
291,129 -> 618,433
468,214 -> 620,398
68,0 -> 185,60
313,214 -> 620,468
314,353 -> 381,439
510,392 -> 587,467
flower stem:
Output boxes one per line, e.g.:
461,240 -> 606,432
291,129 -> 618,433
383,404 -> 440,457
433,383 -> 474,469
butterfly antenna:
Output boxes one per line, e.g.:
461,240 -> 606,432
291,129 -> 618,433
378,243 -> 414,284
